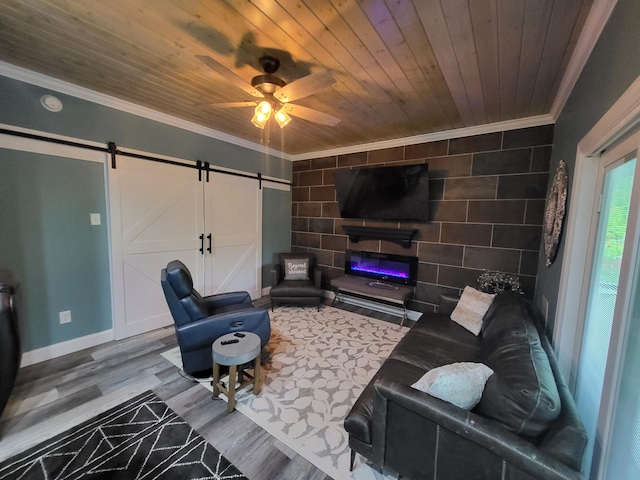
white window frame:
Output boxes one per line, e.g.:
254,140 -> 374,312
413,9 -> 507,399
554,76 -> 640,478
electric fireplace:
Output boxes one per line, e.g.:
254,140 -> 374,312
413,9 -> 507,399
344,250 -> 418,287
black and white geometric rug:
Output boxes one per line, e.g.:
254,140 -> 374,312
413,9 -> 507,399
0,390 -> 247,480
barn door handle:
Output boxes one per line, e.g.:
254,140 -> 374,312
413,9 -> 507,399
199,234 -> 204,254
207,234 -> 212,253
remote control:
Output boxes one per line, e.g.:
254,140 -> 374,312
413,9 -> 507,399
234,332 -> 245,338
221,339 -> 239,345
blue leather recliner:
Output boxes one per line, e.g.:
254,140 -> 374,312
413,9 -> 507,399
161,260 -> 270,377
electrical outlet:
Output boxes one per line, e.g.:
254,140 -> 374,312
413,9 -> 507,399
541,296 -> 549,322
59,310 -> 72,324
90,213 -> 101,225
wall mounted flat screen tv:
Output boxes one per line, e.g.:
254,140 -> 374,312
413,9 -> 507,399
333,163 -> 429,223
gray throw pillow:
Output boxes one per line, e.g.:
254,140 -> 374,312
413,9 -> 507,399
450,286 -> 495,335
284,258 -> 309,280
411,362 -> 494,410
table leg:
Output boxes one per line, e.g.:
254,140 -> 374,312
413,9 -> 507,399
212,361 -> 220,398
253,354 -> 262,394
227,364 -> 237,412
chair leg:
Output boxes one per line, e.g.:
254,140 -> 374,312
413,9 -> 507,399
350,449 -> 356,471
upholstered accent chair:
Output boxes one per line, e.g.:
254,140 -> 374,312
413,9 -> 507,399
270,253 -> 323,311
161,260 -> 270,377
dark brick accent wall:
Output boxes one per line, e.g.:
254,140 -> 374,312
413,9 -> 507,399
291,125 -> 553,312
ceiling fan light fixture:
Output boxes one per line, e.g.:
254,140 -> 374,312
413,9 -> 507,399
256,100 -> 272,115
275,108 -> 292,128
251,102 -> 271,129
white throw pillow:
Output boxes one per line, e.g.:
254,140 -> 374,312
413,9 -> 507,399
411,362 -> 494,410
450,286 -> 495,335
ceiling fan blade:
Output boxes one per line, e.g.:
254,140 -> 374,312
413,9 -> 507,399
283,103 -> 340,127
274,70 -> 336,103
203,101 -> 258,109
195,55 -> 263,98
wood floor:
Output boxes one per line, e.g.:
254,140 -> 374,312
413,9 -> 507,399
0,297 -> 404,479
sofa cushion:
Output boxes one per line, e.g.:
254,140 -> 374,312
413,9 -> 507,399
410,312 -> 483,348
389,329 -> 481,371
476,292 -> 561,438
411,362 -> 494,409
270,280 -> 321,297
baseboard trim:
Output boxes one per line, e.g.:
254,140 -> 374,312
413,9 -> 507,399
20,330 -> 115,367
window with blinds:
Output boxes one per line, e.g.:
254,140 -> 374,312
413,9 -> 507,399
603,238 -> 640,478
574,153 -> 636,478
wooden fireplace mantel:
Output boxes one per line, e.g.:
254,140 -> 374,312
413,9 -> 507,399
341,225 -> 417,248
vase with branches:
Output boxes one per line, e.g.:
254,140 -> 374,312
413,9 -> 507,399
477,270 -> 523,295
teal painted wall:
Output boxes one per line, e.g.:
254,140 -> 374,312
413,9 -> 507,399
0,150 -> 111,350
535,0 -> 640,337
0,74 -> 292,352
0,76 -> 291,178
262,187 -> 292,287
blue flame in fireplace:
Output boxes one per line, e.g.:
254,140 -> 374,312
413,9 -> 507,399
350,261 -> 409,279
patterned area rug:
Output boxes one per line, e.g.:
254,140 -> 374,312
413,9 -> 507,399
0,391 -> 247,480
162,306 -> 409,480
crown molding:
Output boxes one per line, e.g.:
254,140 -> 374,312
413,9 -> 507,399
0,61 -> 291,161
549,0 -> 618,120
291,114 -> 555,161
0,61 -> 555,164
578,74 -> 640,157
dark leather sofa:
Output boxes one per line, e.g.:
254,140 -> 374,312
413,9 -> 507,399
344,292 -> 587,480
1,282 -> 20,417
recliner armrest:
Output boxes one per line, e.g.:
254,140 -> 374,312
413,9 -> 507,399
176,308 -> 267,351
203,291 -> 251,310
372,379 -> 583,480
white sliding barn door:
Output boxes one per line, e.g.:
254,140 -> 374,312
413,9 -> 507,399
110,157 -> 204,339
110,157 -> 263,340
204,173 -> 262,299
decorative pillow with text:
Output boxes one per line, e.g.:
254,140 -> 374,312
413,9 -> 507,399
284,258 -> 309,280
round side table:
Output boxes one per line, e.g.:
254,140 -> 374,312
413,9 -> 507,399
211,332 -> 262,412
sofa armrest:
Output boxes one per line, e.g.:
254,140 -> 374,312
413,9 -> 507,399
313,267 -> 322,288
203,291 -> 251,310
372,379 -> 584,480
438,293 -> 460,315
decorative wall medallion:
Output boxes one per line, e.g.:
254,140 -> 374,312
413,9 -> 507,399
544,160 -> 568,266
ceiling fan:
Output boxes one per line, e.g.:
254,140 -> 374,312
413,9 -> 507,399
196,54 -> 340,129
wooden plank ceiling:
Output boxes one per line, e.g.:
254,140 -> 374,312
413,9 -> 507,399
0,0 -> 594,156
